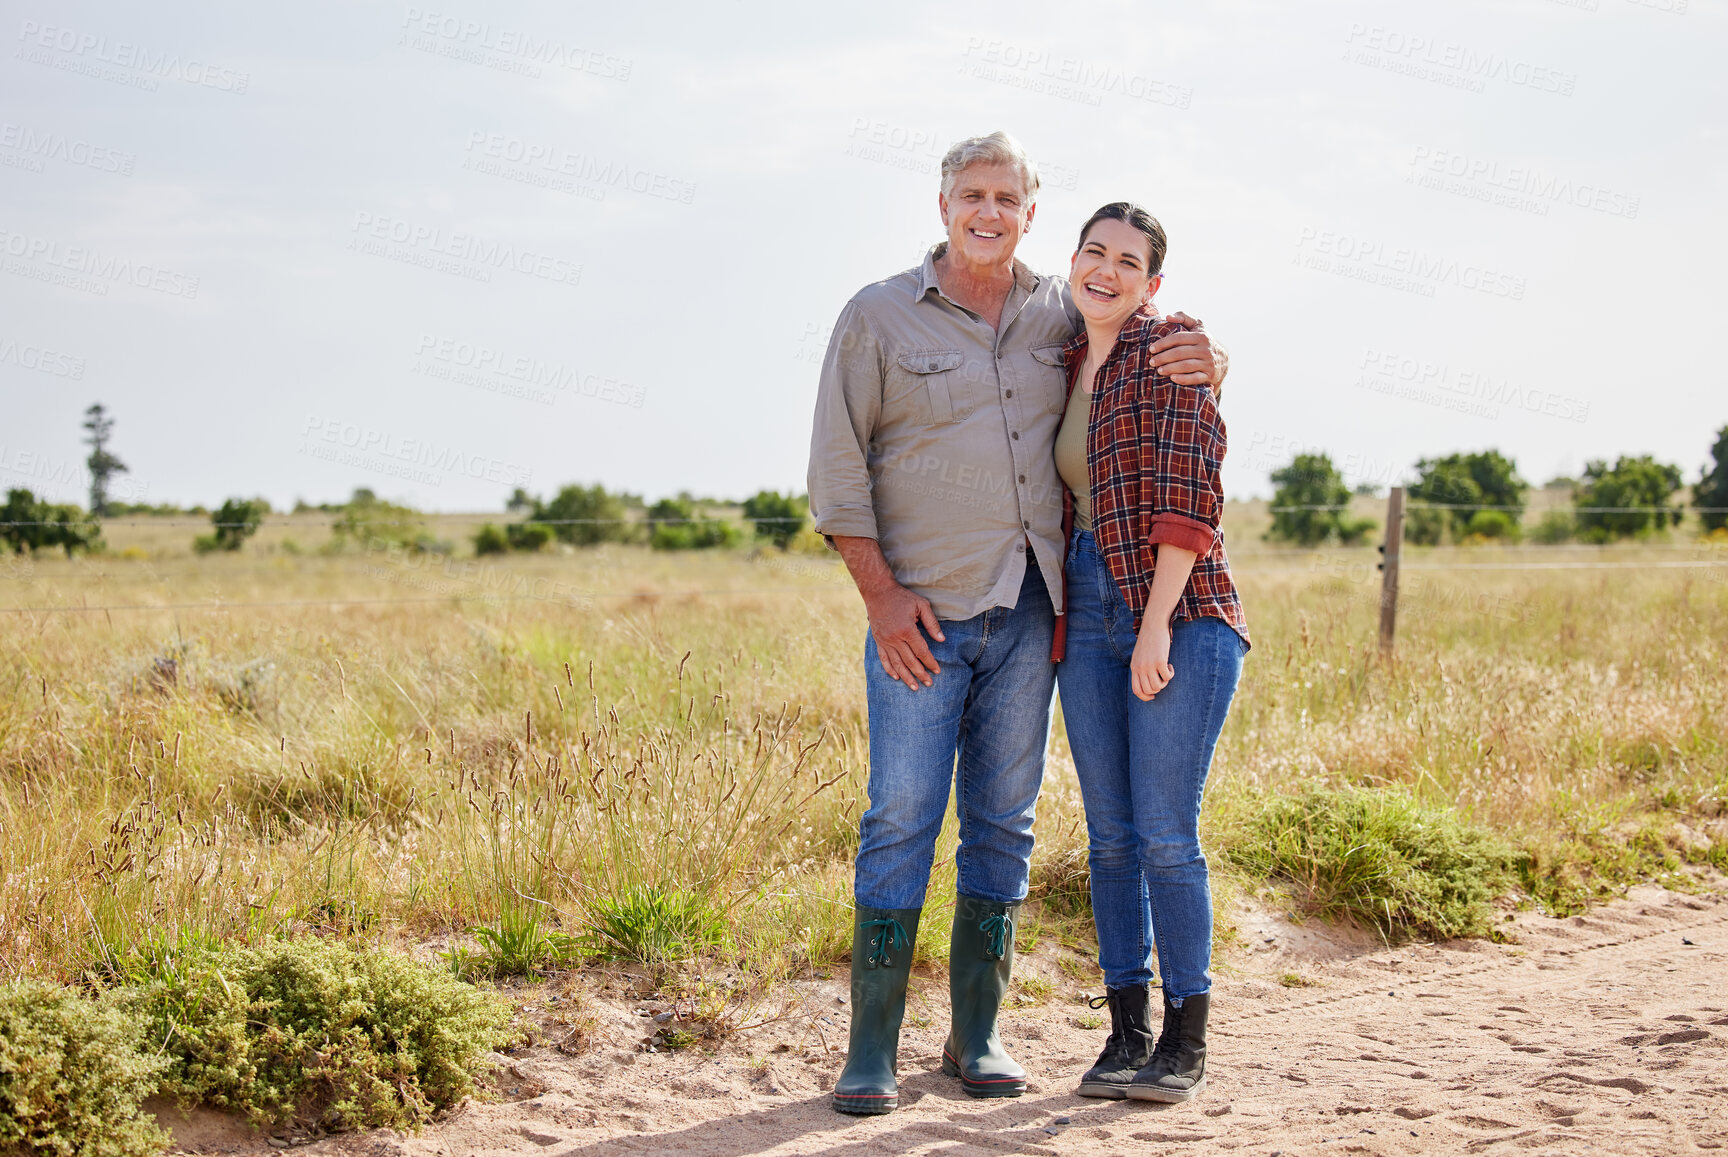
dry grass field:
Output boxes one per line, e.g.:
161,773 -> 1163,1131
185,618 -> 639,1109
5,503 -> 1726,989
3,503 -> 1728,1150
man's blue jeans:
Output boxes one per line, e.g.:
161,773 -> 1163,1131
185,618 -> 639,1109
854,564 -> 1056,910
1055,529 -> 1245,1000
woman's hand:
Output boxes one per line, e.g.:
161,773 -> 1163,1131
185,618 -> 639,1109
1130,618 -> 1174,701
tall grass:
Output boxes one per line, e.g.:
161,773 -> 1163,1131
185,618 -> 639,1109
1,537 -> 1725,984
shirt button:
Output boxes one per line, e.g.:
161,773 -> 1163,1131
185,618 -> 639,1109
1023,521 -> 1031,530
1011,431 -> 1020,440
1004,389 -> 1013,398
1018,474 -> 1026,483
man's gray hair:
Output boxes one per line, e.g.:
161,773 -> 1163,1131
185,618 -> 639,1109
940,132 -> 1040,200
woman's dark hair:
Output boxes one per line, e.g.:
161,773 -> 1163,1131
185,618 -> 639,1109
1076,202 -> 1166,277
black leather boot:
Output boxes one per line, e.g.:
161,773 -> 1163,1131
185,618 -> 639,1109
832,907 -> 922,1115
940,895 -> 1026,1098
1127,991 -> 1209,1102
1077,984 -> 1155,1098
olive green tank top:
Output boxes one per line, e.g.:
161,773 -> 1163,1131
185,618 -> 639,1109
1054,382 -> 1092,532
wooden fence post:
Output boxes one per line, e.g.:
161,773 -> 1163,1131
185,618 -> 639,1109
1378,487 -> 1404,656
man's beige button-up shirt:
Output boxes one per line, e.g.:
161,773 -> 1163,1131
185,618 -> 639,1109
807,244 -> 1082,622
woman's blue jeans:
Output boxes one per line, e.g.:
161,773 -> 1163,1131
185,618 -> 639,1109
1056,529 -> 1245,999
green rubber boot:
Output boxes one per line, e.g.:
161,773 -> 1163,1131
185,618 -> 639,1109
832,907 -> 922,1115
941,895 -> 1026,1098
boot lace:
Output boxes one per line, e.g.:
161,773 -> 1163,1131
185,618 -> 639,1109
978,912 -> 1013,960
859,917 -> 910,968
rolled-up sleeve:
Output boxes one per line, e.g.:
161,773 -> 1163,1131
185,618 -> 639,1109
1146,381 -> 1224,557
807,301 -> 884,542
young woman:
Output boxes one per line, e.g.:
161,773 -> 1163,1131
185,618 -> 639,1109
1050,203 -> 1250,1103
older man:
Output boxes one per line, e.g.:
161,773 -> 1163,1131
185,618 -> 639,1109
809,131 -> 1225,1115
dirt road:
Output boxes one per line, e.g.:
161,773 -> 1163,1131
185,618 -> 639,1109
161,885 -> 1728,1156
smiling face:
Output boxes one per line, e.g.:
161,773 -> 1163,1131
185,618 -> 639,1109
1069,216 -> 1162,329
938,162 -> 1035,272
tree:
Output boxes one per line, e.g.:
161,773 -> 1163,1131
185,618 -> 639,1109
647,494 -> 742,550
1265,454 -> 1374,546
1407,450 -> 1526,544
529,484 -> 636,546
0,489 -> 101,556
741,490 -> 807,549
194,498 -> 269,553
331,489 -> 440,552
1574,456 -> 1684,543
1696,425 -> 1728,534
82,404 -> 128,517
506,487 -> 535,514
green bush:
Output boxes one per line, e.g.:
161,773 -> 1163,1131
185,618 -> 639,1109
526,484 -> 639,546
1408,450 -> 1527,540
647,496 -> 742,551
1223,786 -> 1516,942
1694,425 -> 1728,534
1264,454 -> 1374,546
1574,455 -> 1684,542
123,938 -> 514,1132
194,497 -> 270,554
472,523 -> 509,556
1463,509 -> 1520,542
505,522 -> 555,552
0,489 -> 102,557
331,489 -> 442,554
1529,509 -> 1575,544
741,490 -> 808,549
0,978 -> 170,1157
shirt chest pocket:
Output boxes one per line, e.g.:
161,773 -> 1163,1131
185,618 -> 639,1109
1030,344 -> 1069,414
892,350 -> 969,424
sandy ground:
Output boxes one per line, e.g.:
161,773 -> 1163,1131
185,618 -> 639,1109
156,884 -> 1728,1156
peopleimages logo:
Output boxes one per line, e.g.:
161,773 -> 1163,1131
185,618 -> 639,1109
300,417 -> 534,487
462,133 -> 696,204
0,335 -> 85,379
1407,147 -> 1638,219
0,122 -> 135,175
346,212 -> 582,287
1294,227 -> 1526,301
1342,23 -> 1576,96
0,227 -> 200,298
15,20 -> 251,93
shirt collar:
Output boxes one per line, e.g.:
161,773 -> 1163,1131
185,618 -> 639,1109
1062,304 -> 1166,365
916,242 -> 1039,302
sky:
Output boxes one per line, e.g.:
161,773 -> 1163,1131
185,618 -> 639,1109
2,0 -> 1724,512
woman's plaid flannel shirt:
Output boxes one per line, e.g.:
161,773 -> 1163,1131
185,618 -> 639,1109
1050,308 -> 1250,661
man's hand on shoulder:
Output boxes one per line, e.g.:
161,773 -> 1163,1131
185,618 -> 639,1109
1150,311 -> 1229,394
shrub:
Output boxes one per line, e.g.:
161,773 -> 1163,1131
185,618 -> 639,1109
1574,456 -> 1684,542
0,978 -> 170,1157
1463,509 -> 1520,542
1222,786 -> 1517,942
194,497 -> 269,554
528,484 -> 638,546
1265,454 -> 1356,547
1529,509 -> 1575,544
647,496 -> 742,551
505,522 -> 555,552
331,490 -> 441,553
472,523 -> 509,555
1409,450 -> 1527,540
1695,425 -> 1728,534
0,489 -> 102,557
123,938 -> 514,1132
741,490 -> 808,549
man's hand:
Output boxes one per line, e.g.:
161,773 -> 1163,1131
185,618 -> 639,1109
831,534 -> 947,691
1152,312 -> 1229,391
863,583 -> 946,691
